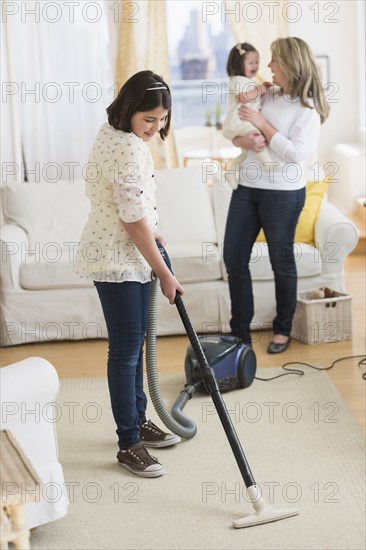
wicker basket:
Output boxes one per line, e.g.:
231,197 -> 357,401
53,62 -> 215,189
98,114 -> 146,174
291,290 -> 352,345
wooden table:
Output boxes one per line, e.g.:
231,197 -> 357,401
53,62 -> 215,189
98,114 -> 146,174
0,430 -> 41,550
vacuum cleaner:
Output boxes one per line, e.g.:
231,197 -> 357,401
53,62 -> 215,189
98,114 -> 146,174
146,242 -> 299,528
185,333 -> 256,394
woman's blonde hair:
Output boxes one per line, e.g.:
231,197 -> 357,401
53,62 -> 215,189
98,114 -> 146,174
271,37 -> 330,123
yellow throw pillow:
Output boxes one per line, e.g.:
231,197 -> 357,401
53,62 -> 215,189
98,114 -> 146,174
256,178 -> 330,245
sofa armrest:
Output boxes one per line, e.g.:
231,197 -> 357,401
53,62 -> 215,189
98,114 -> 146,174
0,356 -> 60,407
0,357 -> 69,529
315,201 -> 359,273
0,224 -> 28,290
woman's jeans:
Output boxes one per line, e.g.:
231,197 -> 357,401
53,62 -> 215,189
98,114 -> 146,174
223,185 -> 306,344
94,280 -> 151,450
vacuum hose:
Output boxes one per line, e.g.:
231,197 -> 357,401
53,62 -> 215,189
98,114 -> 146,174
145,274 -> 198,439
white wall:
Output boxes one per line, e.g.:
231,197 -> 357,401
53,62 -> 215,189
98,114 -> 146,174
289,1 -> 365,213
289,0 -> 362,164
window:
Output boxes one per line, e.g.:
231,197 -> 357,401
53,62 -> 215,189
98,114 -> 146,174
166,0 -> 234,127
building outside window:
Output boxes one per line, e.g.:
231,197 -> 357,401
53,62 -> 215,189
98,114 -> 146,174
166,1 -> 234,128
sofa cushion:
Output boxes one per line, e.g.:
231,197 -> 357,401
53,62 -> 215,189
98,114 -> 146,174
20,259 -> 93,290
1,181 -> 89,248
155,167 -> 220,283
211,173 -> 232,249
167,242 -> 221,283
155,167 -> 218,244
19,241 -> 222,289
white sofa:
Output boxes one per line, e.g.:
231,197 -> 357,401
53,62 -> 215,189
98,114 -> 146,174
0,167 -> 359,346
0,357 -> 69,528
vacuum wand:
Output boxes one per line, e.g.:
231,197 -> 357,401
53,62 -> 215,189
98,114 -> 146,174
174,291 -> 255,489
158,242 -> 299,528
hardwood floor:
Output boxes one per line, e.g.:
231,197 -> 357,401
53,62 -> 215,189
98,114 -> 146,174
1,255 -> 365,430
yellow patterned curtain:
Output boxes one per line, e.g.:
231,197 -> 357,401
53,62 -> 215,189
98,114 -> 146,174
224,1 -> 289,81
116,0 -> 177,169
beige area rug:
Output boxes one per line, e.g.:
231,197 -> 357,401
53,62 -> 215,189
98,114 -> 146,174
31,369 -> 365,550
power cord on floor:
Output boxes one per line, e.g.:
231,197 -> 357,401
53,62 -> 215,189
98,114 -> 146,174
255,355 -> 366,382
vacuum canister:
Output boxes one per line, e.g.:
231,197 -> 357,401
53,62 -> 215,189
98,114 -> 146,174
184,334 -> 256,393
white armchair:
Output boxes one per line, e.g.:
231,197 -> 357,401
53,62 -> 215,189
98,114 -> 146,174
0,357 -> 69,529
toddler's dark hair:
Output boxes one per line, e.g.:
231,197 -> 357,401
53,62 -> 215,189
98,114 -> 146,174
107,70 -> 171,140
227,43 -> 258,77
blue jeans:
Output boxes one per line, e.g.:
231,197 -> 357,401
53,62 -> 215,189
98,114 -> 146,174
94,281 -> 151,450
223,186 -> 305,344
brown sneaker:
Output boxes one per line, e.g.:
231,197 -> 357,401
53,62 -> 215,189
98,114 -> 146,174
117,442 -> 165,478
139,419 -> 181,448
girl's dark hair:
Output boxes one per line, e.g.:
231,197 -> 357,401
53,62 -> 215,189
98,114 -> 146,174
106,70 -> 171,140
226,43 -> 258,77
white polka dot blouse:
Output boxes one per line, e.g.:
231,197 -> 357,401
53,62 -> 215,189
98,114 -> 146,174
74,123 -> 158,283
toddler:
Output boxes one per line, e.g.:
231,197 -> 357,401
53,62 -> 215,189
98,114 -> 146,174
222,42 -> 274,188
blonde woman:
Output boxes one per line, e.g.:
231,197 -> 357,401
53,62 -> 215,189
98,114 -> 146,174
223,37 -> 329,353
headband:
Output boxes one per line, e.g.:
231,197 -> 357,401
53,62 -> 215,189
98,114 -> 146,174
236,44 -> 246,56
146,83 -> 168,91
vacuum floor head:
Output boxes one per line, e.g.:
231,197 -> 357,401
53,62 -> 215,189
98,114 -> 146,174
233,504 -> 299,528
233,485 -> 299,528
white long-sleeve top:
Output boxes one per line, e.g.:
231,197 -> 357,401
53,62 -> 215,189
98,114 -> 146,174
238,91 -> 321,190
74,123 -> 157,282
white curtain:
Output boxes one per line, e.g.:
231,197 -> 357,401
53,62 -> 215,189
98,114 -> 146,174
1,15 -> 23,184
2,1 -> 115,182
